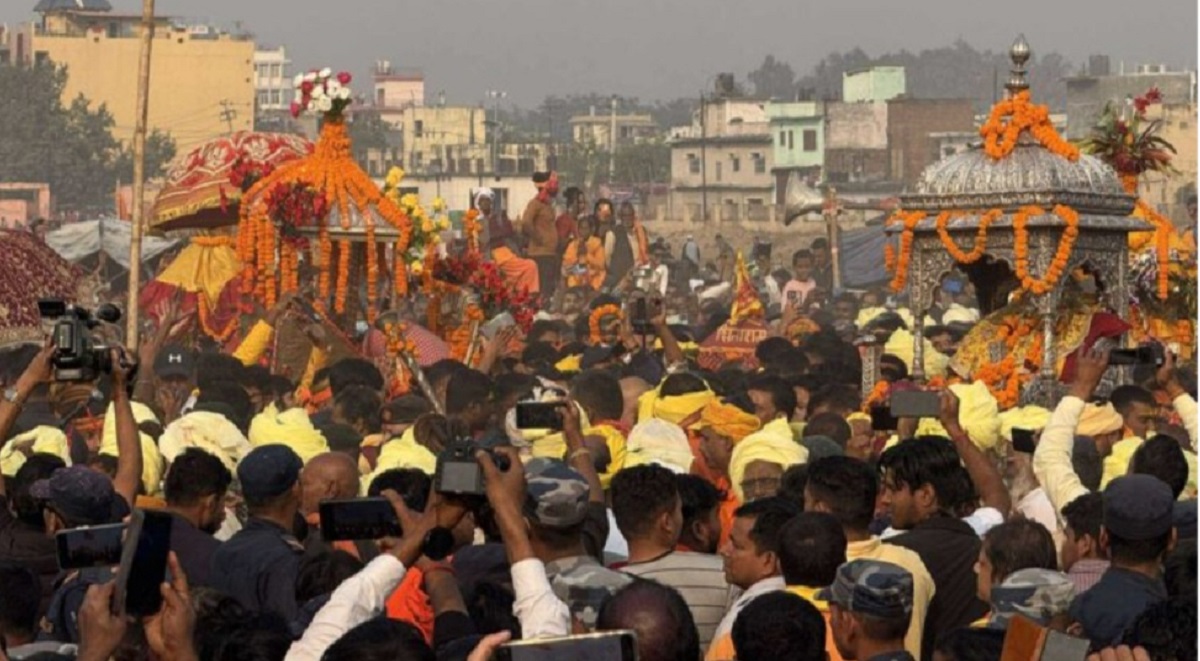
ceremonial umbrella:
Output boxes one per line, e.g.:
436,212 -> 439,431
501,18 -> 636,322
0,230 -> 90,347
150,131 -> 313,231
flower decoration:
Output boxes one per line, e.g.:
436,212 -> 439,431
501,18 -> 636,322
462,209 -> 482,255
936,209 -> 1002,264
588,304 -> 623,345
264,181 -> 327,249
291,68 -> 353,119
1013,205 -> 1080,295
1081,86 -> 1176,181
886,211 -> 926,292
980,91 -> 1078,162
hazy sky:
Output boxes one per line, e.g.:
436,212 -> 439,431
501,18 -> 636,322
4,0 -> 1196,107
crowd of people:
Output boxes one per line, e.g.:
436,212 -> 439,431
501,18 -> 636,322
0,173 -> 1195,661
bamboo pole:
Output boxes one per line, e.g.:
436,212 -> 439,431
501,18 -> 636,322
124,0 -> 156,346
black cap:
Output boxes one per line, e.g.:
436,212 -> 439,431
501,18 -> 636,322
1104,474 -> 1175,540
154,345 -> 194,379
30,466 -> 124,526
237,445 -> 303,502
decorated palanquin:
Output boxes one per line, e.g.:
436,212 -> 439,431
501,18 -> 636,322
0,230 -> 91,346
142,132 -> 314,345
882,37 -> 1152,408
699,254 -> 769,370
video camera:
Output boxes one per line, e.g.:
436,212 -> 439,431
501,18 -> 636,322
434,439 -> 511,496
38,300 -> 122,382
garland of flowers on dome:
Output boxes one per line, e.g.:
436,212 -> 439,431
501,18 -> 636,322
936,209 -> 1003,264
885,211 -> 926,291
237,70 -> 412,325
1012,205 -> 1081,296
981,91 -> 1079,162
589,304 -> 623,345
1133,199 -> 1173,300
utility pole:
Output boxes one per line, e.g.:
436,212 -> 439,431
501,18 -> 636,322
126,0 -> 155,346
700,91 -> 707,222
486,90 -> 507,177
608,94 -> 618,184
220,99 -> 237,133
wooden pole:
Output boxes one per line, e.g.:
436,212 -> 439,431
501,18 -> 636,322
124,0 -> 155,346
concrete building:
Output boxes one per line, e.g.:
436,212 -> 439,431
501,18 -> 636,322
1064,59 -> 1197,140
843,66 -> 906,103
766,100 -> 824,204
1137,102 -> 1198,225
825,101 -> 890,184
668,91 -> 774,222
254,46 -> 290,112
886,98 -> 975,186
569,108 -> 659,148
23,0 -> 255,151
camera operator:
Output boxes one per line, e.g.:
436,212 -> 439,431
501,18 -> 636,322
3,346 -> 143,644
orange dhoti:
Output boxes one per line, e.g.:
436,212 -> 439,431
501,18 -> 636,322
491,246 -> 540,295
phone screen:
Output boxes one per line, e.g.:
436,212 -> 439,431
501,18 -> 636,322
497,631 -> 637,661
55,523 -> 126,570
516,402 -> 564,430
889,391 -> 942,419
869,405 -> 899,432
1011,428 -> 1037,454
114,510 -> 173,617
319,498 -> 402,541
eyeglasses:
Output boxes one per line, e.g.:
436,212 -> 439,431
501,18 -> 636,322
740,477 -> 781,496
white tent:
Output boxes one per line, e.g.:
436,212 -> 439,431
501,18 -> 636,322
45,218 -> 179,271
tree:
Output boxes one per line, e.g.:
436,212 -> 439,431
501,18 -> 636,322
748,55 -> 797,99
113,129 -> 177,184
613,141 -> 670,185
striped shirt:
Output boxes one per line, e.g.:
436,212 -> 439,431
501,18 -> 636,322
621,551 -> 740,651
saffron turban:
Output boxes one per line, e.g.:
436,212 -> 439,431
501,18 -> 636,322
699,400 -> 761,444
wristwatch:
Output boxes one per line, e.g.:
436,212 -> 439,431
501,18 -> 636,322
421,526 -> 456,562
3,387 -> 22,405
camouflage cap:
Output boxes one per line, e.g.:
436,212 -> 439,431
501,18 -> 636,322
987,568 -> 1076,629
818,559 -> 913,620
523,457 -> 589,529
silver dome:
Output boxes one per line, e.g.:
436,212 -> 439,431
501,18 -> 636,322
901,138 -> 1136,217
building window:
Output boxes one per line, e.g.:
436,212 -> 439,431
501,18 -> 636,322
271,63 -> 282,78
414,120 -> 424,138
778,130 -> 785,147
753,154 -> 766,174
731,156 -> 741,173
413,152 -> 423,169
788,131 -> 794,150
257,91 -> 270,108
803,129 -> 817,152
716,161 -> 723,182
688,154 -> 700,174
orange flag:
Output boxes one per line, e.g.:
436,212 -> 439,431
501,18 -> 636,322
730,252 -> 764,325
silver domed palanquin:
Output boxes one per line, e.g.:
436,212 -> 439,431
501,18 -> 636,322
883,36 -> 1151,406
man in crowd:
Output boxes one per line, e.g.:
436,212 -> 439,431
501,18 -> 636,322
613,464 -> 737,650
162,447 -> 231,588
210,444 -> 306,621
804,456 -> 933,657
520,171 -> 561,299
707,496 -> 799,660
824,560 -> 916,661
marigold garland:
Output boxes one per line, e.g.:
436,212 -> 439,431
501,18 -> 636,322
236,119 -> 412,314
1013,205 -> 1080,295
463,208 -> 482,255
1134,199 -> 1172,300
980,91 -> 1079,162
888,211 -> 926,292
588,304 -> 623,344
937,209 -> 1001,264
365,223 -> 379,323
862,380 -> 890,412
334,240 -> 351,314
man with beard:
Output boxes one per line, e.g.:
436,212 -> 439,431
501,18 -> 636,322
163,447 -> 232,588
